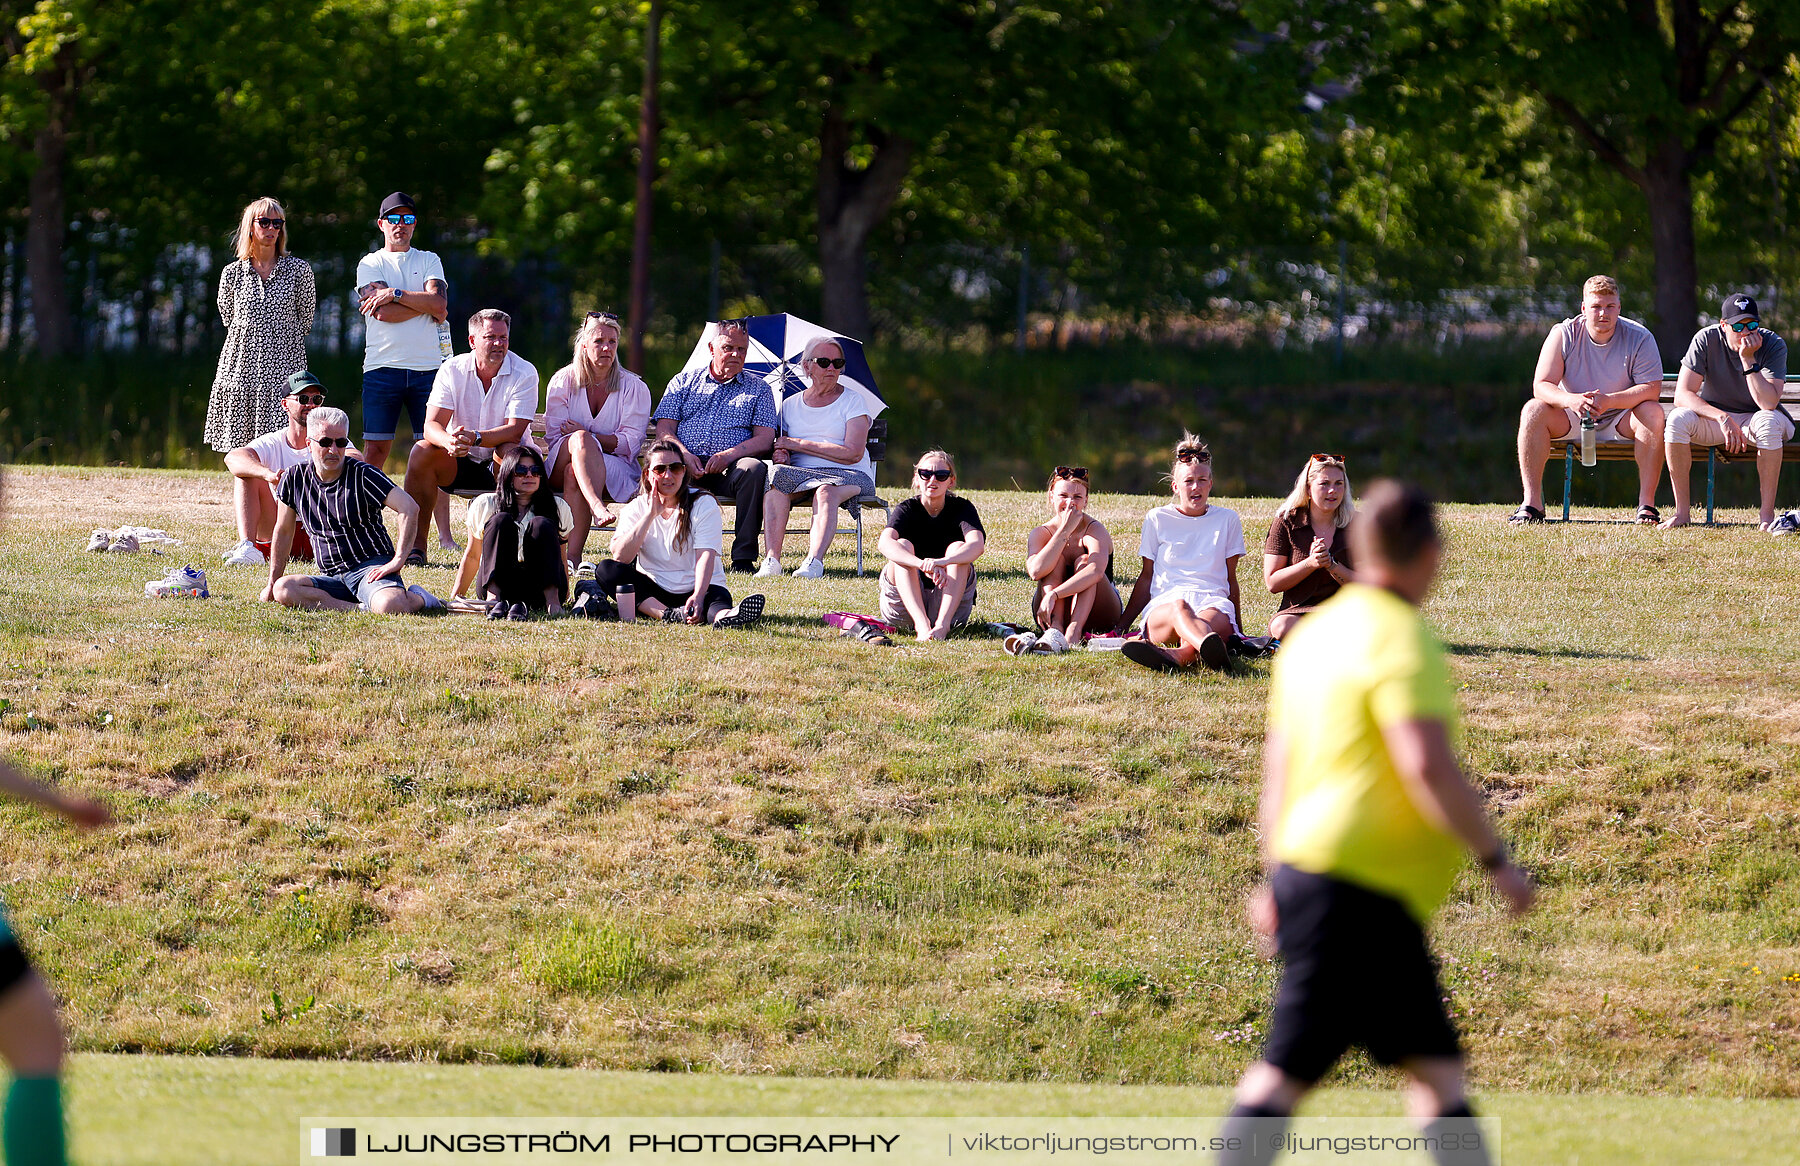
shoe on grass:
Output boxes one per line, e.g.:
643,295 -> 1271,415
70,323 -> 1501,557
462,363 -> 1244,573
106,532 -> 140,554
1003,631 -> 1039,656
712,593 -> 765,630
508,602 -> 531,622
222,539 -> 266,566
1034,628 -> 1070,654
1121,639 -> 1184,672
407,583 -> 445,613
1197,632 -> 1229,671
792,557 -> 825,579
404,547 -> 428,568
1770,511 -> 1800,537
486,600 -> 508,620
144,565 -> 208,599
86,529 -> 111,553
754,555 -> 784,578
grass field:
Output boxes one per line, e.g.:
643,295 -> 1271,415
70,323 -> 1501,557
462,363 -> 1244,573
2,467 -> 1799,1154
58,1052 -> 1800,1165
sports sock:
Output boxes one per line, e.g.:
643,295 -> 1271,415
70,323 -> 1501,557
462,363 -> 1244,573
1422,1102 -> 1490,1166
4,1076 -> 66,1166
1216,1102 -> 1288,1166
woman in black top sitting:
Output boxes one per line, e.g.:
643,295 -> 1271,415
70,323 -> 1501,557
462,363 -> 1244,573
877,449 -> 986,642
463,445 -> 571,620
1263,453 -> 1356,641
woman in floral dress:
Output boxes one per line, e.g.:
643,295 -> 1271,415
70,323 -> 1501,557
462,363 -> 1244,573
203,197 -> 317,452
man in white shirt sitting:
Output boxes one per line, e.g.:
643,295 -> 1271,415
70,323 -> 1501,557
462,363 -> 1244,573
401,308 -> 539,565
221,371 -> 360,565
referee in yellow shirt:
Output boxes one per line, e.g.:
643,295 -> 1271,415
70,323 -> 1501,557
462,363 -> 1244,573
1218,481 -> 1533,1166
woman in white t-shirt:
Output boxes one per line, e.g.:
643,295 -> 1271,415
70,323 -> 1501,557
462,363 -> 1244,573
450,446 -> 573,619
596,438 -> 765,629
753,337 -> 875,580
544,312 -> 653,562
1116,434 -> 1244,672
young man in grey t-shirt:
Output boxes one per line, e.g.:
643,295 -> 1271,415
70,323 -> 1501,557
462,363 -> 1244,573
1511,275 -> 1666,525
1661,292 -> 1793,530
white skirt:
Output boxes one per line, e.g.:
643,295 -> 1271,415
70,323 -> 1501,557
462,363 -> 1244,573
1145,587 -> 1239,632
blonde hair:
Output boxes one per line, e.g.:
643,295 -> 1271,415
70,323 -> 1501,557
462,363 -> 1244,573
1582,275 -> 1619,300
562,314 -> 623,396
1275,457 -> 1355,528
233,197 -> 288,261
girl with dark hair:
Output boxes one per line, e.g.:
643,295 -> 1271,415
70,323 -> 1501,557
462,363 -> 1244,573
453,446 -> 572,619
593,438 -> 765,629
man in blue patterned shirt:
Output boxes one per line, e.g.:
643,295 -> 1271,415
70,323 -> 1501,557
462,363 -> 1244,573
653,320 -> 778,571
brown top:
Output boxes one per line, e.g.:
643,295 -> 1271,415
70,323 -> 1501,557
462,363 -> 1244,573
1264,508 -> 1354,612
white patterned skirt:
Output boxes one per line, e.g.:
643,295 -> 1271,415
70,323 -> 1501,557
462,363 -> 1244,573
766,463 -> 875,516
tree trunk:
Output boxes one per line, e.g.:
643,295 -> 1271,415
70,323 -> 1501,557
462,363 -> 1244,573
1639,142 -> 1699,367
817,104 -> 911,339
627,0 -> 662,370
25,84 -> 71,358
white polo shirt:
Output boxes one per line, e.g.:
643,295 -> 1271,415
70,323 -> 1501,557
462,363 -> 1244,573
425,350 -> 540,462
355,246 -> 447,372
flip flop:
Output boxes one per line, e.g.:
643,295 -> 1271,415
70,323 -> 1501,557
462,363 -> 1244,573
1636,505 -> 1661,526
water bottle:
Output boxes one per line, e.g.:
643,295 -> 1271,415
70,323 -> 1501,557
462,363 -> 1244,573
617,583 -> 636,624
1580,407 -> 1597,467
437,315 -> 454,362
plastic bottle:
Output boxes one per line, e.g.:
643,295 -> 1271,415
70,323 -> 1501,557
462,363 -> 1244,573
1580,407 -> 1597,467
617,583 -> 636,623
437,315 -> 454,362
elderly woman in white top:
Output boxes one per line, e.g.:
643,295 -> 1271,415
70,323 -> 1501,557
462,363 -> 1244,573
753,336 -> 875,579
544,311 -> 653,562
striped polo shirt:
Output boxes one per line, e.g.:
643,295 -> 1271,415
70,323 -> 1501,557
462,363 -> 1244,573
277,458 -> 398,576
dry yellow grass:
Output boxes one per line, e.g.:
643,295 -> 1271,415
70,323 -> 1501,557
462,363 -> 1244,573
1,466 -> 1796,1095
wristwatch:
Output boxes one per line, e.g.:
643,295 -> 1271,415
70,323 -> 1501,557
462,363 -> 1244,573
1743,362 -> 1761,376
392,288 -> 405,301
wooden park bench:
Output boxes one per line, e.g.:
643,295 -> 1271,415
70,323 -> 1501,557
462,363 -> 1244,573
1552,372 -> 1800,524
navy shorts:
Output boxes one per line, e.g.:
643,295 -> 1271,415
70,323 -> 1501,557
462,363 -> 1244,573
362,366 -> 437,441
1261,865 -> 1461,1083
300,556 -> 405,608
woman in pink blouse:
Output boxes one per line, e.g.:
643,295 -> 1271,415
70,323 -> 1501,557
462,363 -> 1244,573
544,311 -> 653,562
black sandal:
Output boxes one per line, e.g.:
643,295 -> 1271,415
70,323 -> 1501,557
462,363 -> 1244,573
1507,504 -> 1546,525
404,547 -> 429,567
1636,505 -> 1661,526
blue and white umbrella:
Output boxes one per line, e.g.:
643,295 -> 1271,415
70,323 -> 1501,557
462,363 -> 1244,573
679,313 -> 885,420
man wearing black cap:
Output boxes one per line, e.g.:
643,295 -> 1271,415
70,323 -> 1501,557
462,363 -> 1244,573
355,192 -> 450,477
1661,292 -> 1793,529
221,370 -> 360,565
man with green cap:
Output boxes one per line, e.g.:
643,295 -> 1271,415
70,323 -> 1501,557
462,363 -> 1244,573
222,370 -> 360,565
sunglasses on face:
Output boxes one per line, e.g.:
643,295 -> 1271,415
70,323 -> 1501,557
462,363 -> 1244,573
1053,465 -> 1088,481
255,217 -> 285,229
810,356 -> 846,369
1310,452 -> 1345,465
383,212 -> 418,225
511,465 -> 543,478
291,393 -> 326,406
313,437 -> 351,448
649,462 -> 685,476
1730,320 -> 1760,333
1176,449 -> 1211,464
916,467 -> 952,482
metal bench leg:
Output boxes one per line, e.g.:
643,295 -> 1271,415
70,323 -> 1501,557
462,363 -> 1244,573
1706,448 -> 1716,526
854,509 -> 864,576
1562,444 -> 1573,522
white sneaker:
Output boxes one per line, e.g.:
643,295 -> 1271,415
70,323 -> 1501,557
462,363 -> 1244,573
754,555 -> 784,578
792,557 -> 825,579
1769,511 -> 1800,537
573,561 -> 597,582
145,566 -> 208,598
86,529 -> 111,553
222,539 -> 266,566
1035,628 -> 1070,654
1003,632 -> 1039,656
106,532 -> 140,554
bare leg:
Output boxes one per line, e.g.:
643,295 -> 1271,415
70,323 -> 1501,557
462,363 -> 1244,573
233,477 -> 278,542
1661,441 -> 1694,528
1622,402 -> 1664,511
434,491 -> 458,551
763,489 -> 796,561
1516,399 -> 1571,513
927,543 -> 976,640
1757,446 -> 1781,527
0,975 -> 64,1077
367,586 -> 426,616
807,484 -> 860,560
568,435 -> 615,540
403,442 -> 458,553
883,549 -> 935,641
1231,1060 -> 1309,1115
1145,601 -> 1231,662
1033,562 -> 1071,631
272,576 -> 360,612
451,536 -> 482,598
1268,610 -> 1303,640
553,441 -> 596,563
363,438 -> 394,476
1399,1056 -> 1468,1120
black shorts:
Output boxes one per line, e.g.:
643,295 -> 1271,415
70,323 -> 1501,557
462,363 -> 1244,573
449,456 -> 498,494
0,938 -> 32,996
1261,865 -> 1460,1083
